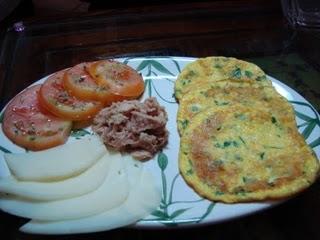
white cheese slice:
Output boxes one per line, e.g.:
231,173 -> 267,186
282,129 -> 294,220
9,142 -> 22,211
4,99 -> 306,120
0,153 -> 110,201
122,154 -> 143,186
4,135 -> 106,181
0,152 -> 129,221
20,168 -> 161,234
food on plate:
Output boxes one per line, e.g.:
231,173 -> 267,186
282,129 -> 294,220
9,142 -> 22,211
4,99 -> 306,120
0,136 -> 160,234
63,62 -> 124,104
20,170 -> 161,235
88,60 -> 144,100
1,85 -> 72,151
0,153 -> 110,201
39,70 -> 103,121
0,151 -> 129,221
72,119 -> 93,129
179,104 -> 319,203
176,56 -> 319,203
4,136 -> 106,181
177,80 -> 296,135
1,59 -> 145,151
92,97 -> 168,160
174,56 -> 271,100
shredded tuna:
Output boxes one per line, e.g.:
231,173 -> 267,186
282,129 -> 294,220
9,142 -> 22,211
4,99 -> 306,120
92,97 -> 168,160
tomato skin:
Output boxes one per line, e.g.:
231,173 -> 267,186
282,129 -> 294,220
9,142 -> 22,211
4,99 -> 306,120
2,85 -> 72,151
63,62 -> 109,102
39,70 -> 103,121
63,62 -> 136,106
88,60 -> 144,99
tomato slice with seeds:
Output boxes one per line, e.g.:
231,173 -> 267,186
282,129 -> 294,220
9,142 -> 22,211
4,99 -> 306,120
39,70 -> 103,121
88,60 -> 144,99
63,62 -> 122,104
2,85 -> 72,151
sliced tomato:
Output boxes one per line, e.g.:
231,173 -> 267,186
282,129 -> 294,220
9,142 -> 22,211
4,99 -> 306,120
63,62 -> 123,105
88,60 -> 144,98
39,70 -> 103,121
2,85 -> 72,151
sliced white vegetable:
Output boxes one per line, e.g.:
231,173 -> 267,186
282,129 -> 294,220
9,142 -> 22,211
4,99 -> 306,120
0,152 -> 129,221
0,153 -> 110,201
20,169 -> 161,234
4,135 -> 106,181
122,154 -> 143,186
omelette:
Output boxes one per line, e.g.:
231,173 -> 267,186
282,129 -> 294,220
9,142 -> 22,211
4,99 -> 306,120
176,56 -> 319,203
177,80 -> 296,136
179,105 -> 319,203
174,56 -> 272,101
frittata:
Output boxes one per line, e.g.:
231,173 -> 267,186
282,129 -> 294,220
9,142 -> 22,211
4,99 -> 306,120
179,105 -> 319,203
177,80 -> 296,135
174,56 -> 271,101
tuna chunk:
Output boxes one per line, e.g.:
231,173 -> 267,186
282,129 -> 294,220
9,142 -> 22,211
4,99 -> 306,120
92,97 -> 168,160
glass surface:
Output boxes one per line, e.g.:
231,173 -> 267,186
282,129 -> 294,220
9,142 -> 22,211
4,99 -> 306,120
282,0 -> 320,28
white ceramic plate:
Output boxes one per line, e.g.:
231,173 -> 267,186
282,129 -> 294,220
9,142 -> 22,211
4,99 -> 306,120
0,57 -> 319,229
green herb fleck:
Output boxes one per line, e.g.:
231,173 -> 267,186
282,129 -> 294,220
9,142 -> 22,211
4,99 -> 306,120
263,145 -> 283,149
215,191 -> 225,195
243,177 -> 256,184
225,141 -> 239,147
213,159 -> 224,166
231,67 -> 242,78
244,70 -> 253,78
234,113 -> 246,120
200,91 -> 208,97
223,141 -> 231,147
256,75 -> 266,81
259,152 -> 265,160
181,79 -> 191,86
186,168 -> 194,175
215,140 -> 239,148
232,141 -> 239,147
191,105 -> 200,112
214,142 -> 222,148
180,119 -> 189,130
271,116 -> 277,124
239,136 -> 246,145
234,187 -> 247,195
214,100 -> 229,106
185,70 -> 197,79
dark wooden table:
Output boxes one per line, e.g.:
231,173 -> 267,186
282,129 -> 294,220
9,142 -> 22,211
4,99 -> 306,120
1,1 -> 320,239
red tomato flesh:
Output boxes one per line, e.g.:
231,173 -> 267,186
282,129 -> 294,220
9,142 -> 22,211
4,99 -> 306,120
2,85 -> 72,151
88,60 -> 144,99
39,70 -> 103,121
63,62 -> 112,102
